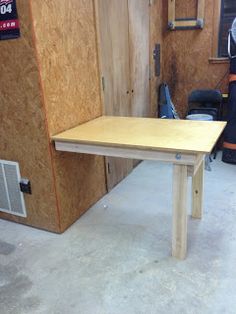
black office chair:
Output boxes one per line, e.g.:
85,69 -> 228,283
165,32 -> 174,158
187,89 -> 223,160
187,89 -> 223,120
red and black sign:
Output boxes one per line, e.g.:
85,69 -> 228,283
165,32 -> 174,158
0,0 -> 20,40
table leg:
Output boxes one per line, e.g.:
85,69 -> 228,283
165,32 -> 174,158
192,160 -> 204,219
172,164 -> 188,260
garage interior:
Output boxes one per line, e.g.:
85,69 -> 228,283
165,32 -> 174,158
0,0 -> 236,313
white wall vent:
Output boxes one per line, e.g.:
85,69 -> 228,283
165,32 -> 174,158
0,160 -> 27,217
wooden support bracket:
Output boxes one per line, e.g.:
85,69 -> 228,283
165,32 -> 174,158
168,0 -> 205,30
54,141 -> 198,166
192,159 -> 204,219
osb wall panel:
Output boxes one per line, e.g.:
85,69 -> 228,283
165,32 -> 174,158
30,0 -> 102,134
0,0 -> 59,232
150,0 -> 163,117
52,152 -> 105,231
30,0 -> 106,231
175,0 -> 197,19
162,0 -> 229,117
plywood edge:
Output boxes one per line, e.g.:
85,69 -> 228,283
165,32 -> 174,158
52,137 -> 217,155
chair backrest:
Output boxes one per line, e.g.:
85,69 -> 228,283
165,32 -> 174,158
187,89 -> 223,120
188,89 -> 222,107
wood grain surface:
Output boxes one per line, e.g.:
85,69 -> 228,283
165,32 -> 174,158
52,116 -> 226,154
31,0 -> 107,232
95,0 -> 133,190
128,0 -> 150,117
95,0 -> 131,116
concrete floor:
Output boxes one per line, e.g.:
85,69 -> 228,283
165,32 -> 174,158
0,155 -> 236,314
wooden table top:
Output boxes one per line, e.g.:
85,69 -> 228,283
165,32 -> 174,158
52,116 -> 226,154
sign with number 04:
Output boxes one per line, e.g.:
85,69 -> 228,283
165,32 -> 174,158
0,0 -> 20,40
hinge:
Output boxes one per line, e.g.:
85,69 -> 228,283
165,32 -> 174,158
102,76 -> 105,91
107,162 -> 111,174
153,43 -> 161,77
149,64 -> 152,80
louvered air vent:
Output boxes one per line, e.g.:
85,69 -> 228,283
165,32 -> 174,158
0,160 -> 26,217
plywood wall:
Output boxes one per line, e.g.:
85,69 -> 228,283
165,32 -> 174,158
175,0 -> 198,19
30,0 -> 106,232
0,0 -> 60,232
30,0 -> 103,135
162,0 -> 229,117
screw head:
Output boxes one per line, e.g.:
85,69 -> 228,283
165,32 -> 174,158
175,153 -> 182,160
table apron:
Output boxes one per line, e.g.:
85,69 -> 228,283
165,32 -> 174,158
54,141 -> 201,166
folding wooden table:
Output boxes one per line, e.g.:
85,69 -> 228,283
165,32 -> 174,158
52,116 -> 226,259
